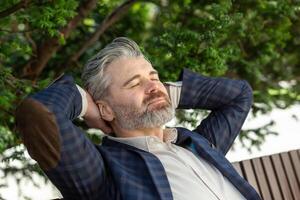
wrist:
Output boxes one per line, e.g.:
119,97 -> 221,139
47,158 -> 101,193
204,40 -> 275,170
76,85 -> 88,118
164,81 -> 182,108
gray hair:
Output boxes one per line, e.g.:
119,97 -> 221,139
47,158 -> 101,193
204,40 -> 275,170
82,37 -> 145,100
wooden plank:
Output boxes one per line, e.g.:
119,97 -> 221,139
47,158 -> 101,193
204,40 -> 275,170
252,157 -> 272,200
281,152 -> 300,200
289,150 -> 300,186
271,154 -> 293,200
261,156 -> 283,200
232,162 -> 244,177
241,159 -> 260,194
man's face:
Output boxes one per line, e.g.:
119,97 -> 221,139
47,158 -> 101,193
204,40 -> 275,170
105,56 -> 174,130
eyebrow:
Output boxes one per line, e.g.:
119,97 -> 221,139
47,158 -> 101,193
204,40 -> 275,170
122,70 -> 158,87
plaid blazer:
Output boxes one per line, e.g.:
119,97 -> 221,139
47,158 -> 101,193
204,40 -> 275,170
16,69 -> 261,200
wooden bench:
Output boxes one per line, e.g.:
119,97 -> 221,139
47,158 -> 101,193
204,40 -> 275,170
232,149 -> 300,200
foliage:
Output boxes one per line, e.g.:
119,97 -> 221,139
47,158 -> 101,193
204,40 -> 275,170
0,0 -> 300,198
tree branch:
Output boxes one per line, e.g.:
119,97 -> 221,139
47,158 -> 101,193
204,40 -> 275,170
24,23 -> 37,56
62,0 -> 137,71
0,28 -> 33,33
0,106 -> 14,117
21,0 -> 98,80
0,0 -> 31,19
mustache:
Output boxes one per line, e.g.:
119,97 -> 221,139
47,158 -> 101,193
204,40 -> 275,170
143,91 -> 171,105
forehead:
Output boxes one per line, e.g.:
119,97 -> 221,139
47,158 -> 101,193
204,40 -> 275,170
106,57 -> 156,84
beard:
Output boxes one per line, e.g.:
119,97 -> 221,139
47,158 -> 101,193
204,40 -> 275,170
109,91 -> 175,130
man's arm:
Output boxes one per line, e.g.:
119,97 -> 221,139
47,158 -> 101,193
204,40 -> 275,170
176,69 -> 253,155
15,75 -> 107,198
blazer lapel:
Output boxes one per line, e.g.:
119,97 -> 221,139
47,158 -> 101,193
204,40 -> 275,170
134,149 -> 174,200
102,137 -> 173,200
176,127 -> 260,199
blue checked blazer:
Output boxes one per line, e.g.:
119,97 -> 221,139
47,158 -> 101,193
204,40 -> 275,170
24,69 -> 261,200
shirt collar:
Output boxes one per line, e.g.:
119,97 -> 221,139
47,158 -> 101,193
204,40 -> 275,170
107,128 -> 178,152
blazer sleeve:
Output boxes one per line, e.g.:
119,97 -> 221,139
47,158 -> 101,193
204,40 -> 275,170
177,69 -> 253,155
15,75 -> 107,198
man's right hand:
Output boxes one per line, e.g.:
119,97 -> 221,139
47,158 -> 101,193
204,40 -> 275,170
83,91 -> 113,134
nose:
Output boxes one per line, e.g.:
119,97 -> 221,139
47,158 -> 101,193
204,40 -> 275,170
145,80 -> 159,94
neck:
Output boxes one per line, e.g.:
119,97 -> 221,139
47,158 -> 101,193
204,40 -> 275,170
112,124 -> 164,141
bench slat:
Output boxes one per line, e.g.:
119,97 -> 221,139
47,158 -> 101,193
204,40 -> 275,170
271,154 -> 293,200
289,150 -> 300,187
281,152 -> 300,200
252,157 -> 272,200
241,160 -> 260,193
261,156 -> 283,200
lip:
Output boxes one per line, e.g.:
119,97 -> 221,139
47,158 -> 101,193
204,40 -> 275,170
148,97 -> 166,105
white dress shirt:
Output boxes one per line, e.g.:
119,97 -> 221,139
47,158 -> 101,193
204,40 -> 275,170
108,129 -> 246,200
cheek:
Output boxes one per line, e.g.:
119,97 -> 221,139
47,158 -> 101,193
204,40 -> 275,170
162,86 -> 168,95
117,91 -> 144,107
159,84 -> 169,97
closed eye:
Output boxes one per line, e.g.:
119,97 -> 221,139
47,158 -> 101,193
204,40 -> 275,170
129,77 -> 159,88
151,78 -> 159,81
131,83 -> 140,87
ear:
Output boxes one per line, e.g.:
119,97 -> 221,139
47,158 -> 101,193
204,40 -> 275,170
96,100 -> 114,122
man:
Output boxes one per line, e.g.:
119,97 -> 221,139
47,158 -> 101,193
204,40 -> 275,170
16,37 -> 261,200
